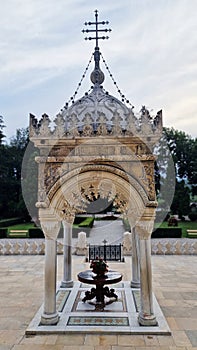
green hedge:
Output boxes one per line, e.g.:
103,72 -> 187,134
0,216 -> 95,239
29,228 -> 45,238
0,226 -> 45,239
0,217 -> 23,228
0,228 -> 7,238
73,216 -> 86,225
151,228 -> 182,238
72,217 -> 94,238
78,217 -> 94,228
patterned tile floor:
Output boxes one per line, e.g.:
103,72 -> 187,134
26,280 -> 170,335
0,255 -> 197,349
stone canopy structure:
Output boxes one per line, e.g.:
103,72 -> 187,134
29,11 -> 163,328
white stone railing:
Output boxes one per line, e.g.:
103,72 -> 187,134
0,238 -> 196,255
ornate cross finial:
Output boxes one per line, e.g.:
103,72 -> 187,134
82,10 -> 111,49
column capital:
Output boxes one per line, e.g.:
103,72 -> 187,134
136,206 -> 156,239
39,208 -> 61,239
62,216 -> 75,226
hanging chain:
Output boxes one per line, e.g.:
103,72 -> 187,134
62,51 -> 134,110
100,53 -> 134,108
63,53 -> 94,110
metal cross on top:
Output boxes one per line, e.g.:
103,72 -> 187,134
82,9 -> 111,49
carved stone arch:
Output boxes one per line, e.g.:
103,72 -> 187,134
47,163 -> 149,206
46,164 -> 150,234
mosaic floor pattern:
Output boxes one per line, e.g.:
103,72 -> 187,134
26,281 -> 171,335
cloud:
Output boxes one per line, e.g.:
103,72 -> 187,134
0,0 -> 197,139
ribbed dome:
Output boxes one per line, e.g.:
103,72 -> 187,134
61,84 -> 131,133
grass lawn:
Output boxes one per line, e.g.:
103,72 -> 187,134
7,223 -> 37,238
4,220 -> 197,239
154,221 -> 197,238
8,223 -> 35,230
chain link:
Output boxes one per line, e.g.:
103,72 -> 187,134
62,51 -> 134,110
101,53 -> 134,108
63,53 -> 94,110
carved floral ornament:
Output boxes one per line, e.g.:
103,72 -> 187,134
56,181 -> 129,222
40,159 -> 155,207
36,163 -> 156,231
39,162 -> 153,215
37,177 -> 156,238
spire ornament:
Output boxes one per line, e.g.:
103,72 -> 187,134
82,10 -> 111,86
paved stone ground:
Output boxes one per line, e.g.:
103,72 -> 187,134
0,254 -> 197,349
87,219 -> 125,245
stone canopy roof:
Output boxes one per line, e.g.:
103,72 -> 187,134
29,28 -> 163,147
29,88 -> 162,149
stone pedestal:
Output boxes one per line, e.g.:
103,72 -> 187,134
122,231 -> 132,256
75,231 -> 88,256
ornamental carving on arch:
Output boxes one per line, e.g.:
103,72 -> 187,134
56,180 -> 129,219
80,180 -> 118,205
139,163 -> 155,201
58,199 -> 76,223
82,124 -> 94,136
44,163 -> 61,191
97,123 -> 108,136
46,163 -> 150,206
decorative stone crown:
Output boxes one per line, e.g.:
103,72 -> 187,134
29,10 -> 163,149
29,85 -> 162,148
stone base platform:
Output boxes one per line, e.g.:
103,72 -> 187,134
26,281 -> 171,335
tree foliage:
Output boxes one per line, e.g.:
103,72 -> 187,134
155,127 -> 197,218
0,116 -> 5,144
0,127 -> 38,219
171,180 -> 190,218
163,127 -> 196,182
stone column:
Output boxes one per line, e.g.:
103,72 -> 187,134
136,208 -> 157,326
130,228 -> 140,288
138,237 -> 157,326
39,209 -> 61,325
41,238 -> 59,325
61,220 -> 74,288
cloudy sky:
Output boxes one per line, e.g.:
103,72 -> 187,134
1,0 -> 197,140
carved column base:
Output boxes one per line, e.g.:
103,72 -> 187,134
40,312 -> 59,325
130,280 -> 140,288
138,312 -> 158,326
60,280 -> 74,288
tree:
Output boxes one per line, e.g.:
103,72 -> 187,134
21,141 -> 38,221
0,128 -> 29,218
155,127 -> 196,219
190,139 -> 197,197
0,115 -> 5,144
163,127 -> 195,182
154,132 -> 176,223
171,180 -> 190,218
